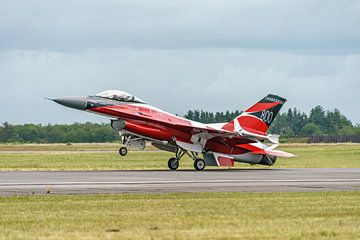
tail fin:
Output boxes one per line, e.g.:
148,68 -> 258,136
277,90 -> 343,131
222,94 -> 286,135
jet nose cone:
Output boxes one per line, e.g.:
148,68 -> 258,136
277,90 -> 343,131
52,96 -> 88,110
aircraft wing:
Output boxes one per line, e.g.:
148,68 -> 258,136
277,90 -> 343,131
96,104 -> 236,137
173,128 -> 236,154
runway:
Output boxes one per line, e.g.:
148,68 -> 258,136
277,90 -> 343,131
0,168 -> 359,196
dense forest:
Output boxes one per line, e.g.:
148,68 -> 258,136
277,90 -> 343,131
0,106 -> 359,143
0,122 -> 118,143
185,106 -> 360,137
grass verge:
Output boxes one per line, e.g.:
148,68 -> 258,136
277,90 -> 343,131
0,191 -> 359,240
0,144 -> 359,170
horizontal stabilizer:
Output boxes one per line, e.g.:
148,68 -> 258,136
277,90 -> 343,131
238,143 -> 295,158
252,149 -> 296,158
267,134 -> 280,144
239,129 -> 280,144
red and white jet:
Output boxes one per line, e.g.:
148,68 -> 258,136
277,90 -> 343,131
51,90 -> 295,171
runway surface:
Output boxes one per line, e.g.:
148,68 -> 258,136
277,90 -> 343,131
0,168 -> 359,196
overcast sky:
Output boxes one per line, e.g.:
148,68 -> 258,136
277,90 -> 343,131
1,0 -> 360,124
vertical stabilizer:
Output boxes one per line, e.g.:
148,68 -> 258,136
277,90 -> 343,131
222,94 -> 286,135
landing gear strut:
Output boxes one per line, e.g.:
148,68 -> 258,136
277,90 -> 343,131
167,148 -> 185,171
167,147 -> 206,171
118,135 -> 129,156
186,151 -> 206,171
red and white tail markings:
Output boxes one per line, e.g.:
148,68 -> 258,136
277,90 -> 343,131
222,94 -> 286,136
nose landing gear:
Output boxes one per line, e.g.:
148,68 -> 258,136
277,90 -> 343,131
119,147 -> 128,156
118,134 -> 129,156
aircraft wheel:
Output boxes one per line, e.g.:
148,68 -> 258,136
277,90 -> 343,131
168,157 -> 179,170
119,147 -> 128,156
194,158 -> 206,171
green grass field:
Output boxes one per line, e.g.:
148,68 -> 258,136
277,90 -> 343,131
1,144 -> 359,240
0,143 -> 122,152
0,191 -> 359,240
0,143 -> 359,170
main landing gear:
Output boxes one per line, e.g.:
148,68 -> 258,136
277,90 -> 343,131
167,148 -> 206,171
168,158 -> 179,170
194,158 -> 206,171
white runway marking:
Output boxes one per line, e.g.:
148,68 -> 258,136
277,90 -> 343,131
1,178 -> 360,186
0,169 -> 359,195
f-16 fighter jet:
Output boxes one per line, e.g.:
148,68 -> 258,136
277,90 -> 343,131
51,90 -> 295,171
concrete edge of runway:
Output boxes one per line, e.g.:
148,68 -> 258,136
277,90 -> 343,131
0,168 -> 359,196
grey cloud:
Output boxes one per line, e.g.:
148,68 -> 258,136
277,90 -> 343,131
1,1 -> 360,125
1,48 -> 359,124
0,0 -> 359,50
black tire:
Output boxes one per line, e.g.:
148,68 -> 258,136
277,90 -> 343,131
168,157 -> 179,170
194,158 -> 206,171
119,147 -> 128,156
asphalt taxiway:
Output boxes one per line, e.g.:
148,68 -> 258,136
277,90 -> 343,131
0,168 -> 359,196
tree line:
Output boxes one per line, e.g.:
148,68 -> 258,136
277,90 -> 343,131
270,106 -> 360,136
0,106 -> 359,143
185,106 -> 360,137
0,122 -> 118,143
184,110 -> 242,124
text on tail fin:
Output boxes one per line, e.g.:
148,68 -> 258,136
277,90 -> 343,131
244,94 -> 286,127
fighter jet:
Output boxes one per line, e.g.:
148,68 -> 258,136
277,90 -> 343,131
51,90 -> 295,171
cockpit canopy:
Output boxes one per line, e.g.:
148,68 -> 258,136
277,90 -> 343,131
95,90 -> 146,104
